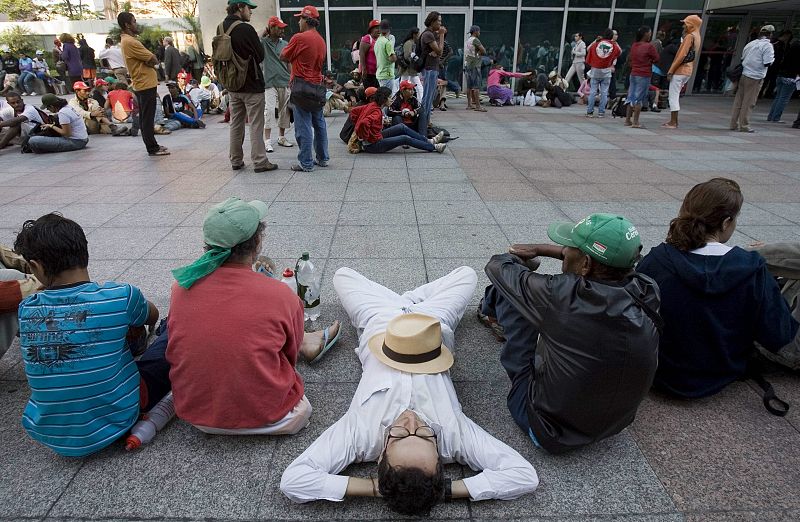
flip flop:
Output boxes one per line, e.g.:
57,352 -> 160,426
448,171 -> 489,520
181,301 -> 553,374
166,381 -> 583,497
309,323 -> 341,364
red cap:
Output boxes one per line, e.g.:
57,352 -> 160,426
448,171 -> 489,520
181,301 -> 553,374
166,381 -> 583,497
268,15 -> 288,28
94,79 -> 109,86
177,71 -> 187,79
72,81 -> 89,91
294,5 -> 319,18
368,19 -> 380,30
282,268 -> 295,278
364,86 -> 377,98
399,80 -> 415,91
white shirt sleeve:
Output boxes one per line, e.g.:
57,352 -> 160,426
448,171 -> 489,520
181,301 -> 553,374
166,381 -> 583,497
280,412 -> 365,503
454,415 -> 539,501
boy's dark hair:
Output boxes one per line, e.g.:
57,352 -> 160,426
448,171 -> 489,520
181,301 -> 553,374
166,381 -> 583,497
117,12 -> 134,30
227,2 -> 246,15
589,246 -> 641,282
377,455 -> 445,516
374,86 -> 392,106
635,25 -> 651,42
424,11 -> 441,28
14,213 -> 89,280
601,28 -> 614,40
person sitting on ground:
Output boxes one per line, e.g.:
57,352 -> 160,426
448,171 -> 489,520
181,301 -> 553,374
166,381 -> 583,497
642,83 -> 661,113
0,92 -> 45,150
281,266 -> 539,516
17,52 -> 36,95
176,70 -> 188,93
349,86 -> 446,154
0,73 -> 21,97
487,63 -> 532,106
153,97 -> 176,134
165,197 -> 341,436
541,71 -> 571,108
185,78 -> 210,117
200,75 -> 222,114
27,94 -> 88,153
13,213 -> 170,457
343,69 -> 363,104
162,81 -> 205,129
31,51 -> 49,85
91,78 -> 110,109
0,244 -> 40,358
323,89 -> 348,116
69,80 -> 119,135
386,80 -> 420,131
480,213 -> 659,453
575,75 -> 591,104
107,81 -> 134,122
636,178 -> 798,400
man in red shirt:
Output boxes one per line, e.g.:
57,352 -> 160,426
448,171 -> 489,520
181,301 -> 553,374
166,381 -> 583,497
584,28 -> 621,118
166,197 -> 340,435
281,5 -> 329,172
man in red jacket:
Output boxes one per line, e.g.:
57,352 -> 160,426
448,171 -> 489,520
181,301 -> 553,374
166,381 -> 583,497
585,28 -> 621,118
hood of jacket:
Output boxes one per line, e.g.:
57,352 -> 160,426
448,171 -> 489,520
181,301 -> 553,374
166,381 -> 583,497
683,15 -> 702,35
644,243 -> 765,295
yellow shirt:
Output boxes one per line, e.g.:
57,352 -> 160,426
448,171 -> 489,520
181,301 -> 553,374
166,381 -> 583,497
120,33 -> 158,91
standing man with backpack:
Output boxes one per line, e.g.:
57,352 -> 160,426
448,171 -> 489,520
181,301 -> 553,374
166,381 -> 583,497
217,0 -> 277,172
281,5 -> 329,172
118,12 -> 169,156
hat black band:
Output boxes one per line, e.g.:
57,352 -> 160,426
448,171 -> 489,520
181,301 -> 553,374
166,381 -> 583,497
382,343 -> 441,364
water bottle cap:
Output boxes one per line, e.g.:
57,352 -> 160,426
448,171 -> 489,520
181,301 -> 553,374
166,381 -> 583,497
301,252 -> 310,260
283,268 -> 294,277
124,435 -> 142,451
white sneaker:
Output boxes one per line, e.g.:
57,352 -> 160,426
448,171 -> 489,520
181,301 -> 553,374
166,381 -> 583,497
432,131 -> 446,144
434,143 -> 447,153
266,139 -> 274,153
277,136 -> 294,147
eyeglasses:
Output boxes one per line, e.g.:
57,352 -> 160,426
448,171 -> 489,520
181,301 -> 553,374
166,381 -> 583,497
384,425 -> 437,450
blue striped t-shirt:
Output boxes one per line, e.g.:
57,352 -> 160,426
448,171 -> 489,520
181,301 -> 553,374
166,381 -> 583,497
18,281 -> 149,457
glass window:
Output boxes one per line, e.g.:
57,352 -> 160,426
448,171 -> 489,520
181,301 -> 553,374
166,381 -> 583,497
280,11 -> 327,53
329,0 -> 372,6
279,0 -> 324,7
327,10 -> 373,84
377,0 -> 421,5
427,0 -> 469,5
656,12 -> 686,42
517,11 -> 565,77
568,0 -> 612,8
471,10 -> 517,88
562,10 -> 611,76
378,13 -> 420,45
694,17 -> 741,93
522,0 -> 564,6
441,13 -> 467,89
660,0 -> 704,9
615,0 -> 657,7
612,12 -> 656,91
474,0 -> 517,6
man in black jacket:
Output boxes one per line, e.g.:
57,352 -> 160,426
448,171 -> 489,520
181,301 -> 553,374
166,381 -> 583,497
481,214 -> 659,454
223,0 -> 276,172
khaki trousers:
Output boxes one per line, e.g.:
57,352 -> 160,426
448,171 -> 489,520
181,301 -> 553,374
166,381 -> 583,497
194,395 -> 312,435
229,91 -> 267,168
730,75 -> 762,131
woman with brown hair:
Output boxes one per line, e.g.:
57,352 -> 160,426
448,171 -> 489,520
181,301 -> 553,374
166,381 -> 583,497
637,178 -> 798,399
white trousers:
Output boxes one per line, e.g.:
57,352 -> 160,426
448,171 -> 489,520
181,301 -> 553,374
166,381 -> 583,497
333,266 -> 477,359
668,74 -> 690,112
400,74 -> 424,101
564,62 -> 585,87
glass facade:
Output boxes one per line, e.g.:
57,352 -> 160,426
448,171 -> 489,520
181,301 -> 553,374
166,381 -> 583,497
277,0 -> 704,90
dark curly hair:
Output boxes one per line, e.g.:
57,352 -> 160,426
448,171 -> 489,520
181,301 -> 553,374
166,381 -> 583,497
14,213 -> 89,281
666,178 -> 743,252
377,454 -> 445,516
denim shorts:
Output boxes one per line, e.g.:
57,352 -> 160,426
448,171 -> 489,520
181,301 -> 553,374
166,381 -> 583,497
466,67 -> 481,89
627,74 -> 650,106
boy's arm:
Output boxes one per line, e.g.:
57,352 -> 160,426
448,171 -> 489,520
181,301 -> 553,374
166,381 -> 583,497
145,301 -> 159,330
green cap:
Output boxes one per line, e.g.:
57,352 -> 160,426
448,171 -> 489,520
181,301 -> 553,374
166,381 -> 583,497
547,213 -> 641,268
104,76 -> 116,83
40,93 -> 60,110
228,0 -> 258,7
171,197 -> 267,289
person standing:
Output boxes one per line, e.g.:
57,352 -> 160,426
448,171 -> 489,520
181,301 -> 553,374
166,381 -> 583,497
185,34 -> 205,81
98,38 -> 128,83
767,37 -> 799,123
760,30 -> 792,99
78,38 -> 96,84
624,26 -> 659,128
418,12 -> 446,138
662,15 -> 702,129
563,33 -> 586,91
118,12 -> 169,156
375,20 -> 398,96
163,37 -> 182,82
261,15 -> 294,153
59,34 -> 82,91
464,25 -> 486,111
223,0 -> 277,172
730,25 -> 775,133
359,20 -> 381,89
399,28 -> 423,100
584,29 -> 621,118
281,5 -> 329,172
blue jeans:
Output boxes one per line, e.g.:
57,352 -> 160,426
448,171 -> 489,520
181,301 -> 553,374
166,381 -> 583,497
18,71 -> 36,93
171,112 -> 200,127
293,105 -> 328,171
587,74 -> 611,115
418,68 -> 439,138
627,75 -> 650,106
767,76 -> 796,121
27,136 -> 88,153
363,124 -> 433,153
481,284 -> 541,448
136,320 -> 172,412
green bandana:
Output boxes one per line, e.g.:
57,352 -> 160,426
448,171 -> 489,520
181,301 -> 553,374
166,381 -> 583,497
171,246 -> 233,289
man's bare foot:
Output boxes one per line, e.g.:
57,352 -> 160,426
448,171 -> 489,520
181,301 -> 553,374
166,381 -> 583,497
300,320 -> 340,361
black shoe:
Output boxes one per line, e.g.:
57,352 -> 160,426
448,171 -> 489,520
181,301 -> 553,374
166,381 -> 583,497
196,120 -> 206,129
254,162 -> 278,172
232,163 -> 245,170
650,106 -> 661,113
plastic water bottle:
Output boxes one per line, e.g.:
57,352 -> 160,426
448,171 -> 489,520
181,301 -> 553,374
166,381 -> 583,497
295,252 -> 321,322
125,392 -> 175,451
281,268 -> 298,294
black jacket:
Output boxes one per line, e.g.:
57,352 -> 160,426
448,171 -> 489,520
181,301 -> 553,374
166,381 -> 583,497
638,244 -> 798,398
164,45 -> 183,81
79,44 -> 96,69
485,254 -> 660,454
222,14 -> 265,93
776,40 -> 800,79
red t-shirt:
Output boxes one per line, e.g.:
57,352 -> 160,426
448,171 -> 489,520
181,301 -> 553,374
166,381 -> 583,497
166,264 -> 305,429
585,39 -> 621,70
629,41 -> 659,77
281,29 -> 326,84
108,89 -> 134,110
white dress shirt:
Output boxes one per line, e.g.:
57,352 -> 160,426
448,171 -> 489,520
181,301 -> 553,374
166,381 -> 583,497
741,37 -> 775,80
280,267 -> 539,504
99,46 -> 126,70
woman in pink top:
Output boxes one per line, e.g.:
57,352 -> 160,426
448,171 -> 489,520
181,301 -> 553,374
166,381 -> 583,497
487,63 -> 532,105
359,20 -> 381,88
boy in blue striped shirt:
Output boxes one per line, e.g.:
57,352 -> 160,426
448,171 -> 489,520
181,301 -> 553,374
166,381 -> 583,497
14,213 -> 171,457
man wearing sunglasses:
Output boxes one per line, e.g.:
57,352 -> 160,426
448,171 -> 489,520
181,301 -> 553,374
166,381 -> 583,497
281,266 -> 538,516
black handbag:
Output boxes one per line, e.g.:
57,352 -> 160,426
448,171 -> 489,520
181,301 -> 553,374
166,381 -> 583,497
290,77 -> 326,112
681,35 -> 696,64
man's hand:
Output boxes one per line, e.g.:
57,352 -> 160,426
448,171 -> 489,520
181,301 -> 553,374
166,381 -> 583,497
667,73 -> 673,81
510,243 -> 565,261
509,244 -> 540,259
440,26 -> 447,36
91,109 -> 104,118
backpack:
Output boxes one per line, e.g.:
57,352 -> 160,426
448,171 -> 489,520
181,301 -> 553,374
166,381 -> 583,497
180,51 -> 192,72
395,42 -> 410,69
754,243 -> 800,371
212,21 -> 249,91
610,96 -> 627,118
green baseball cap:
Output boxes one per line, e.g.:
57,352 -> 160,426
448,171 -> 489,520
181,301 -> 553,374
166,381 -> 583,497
547,213 -> 641,268
203,197 -> 268,248
40,93 -> 60,110
228,0 -> 257,7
